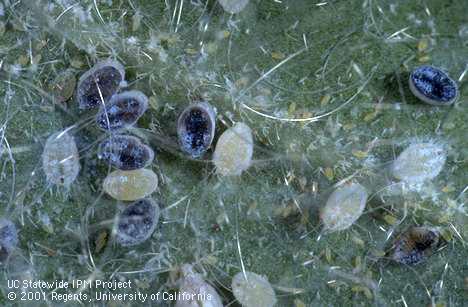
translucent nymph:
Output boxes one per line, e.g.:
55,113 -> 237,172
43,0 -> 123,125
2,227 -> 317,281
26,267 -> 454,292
96,90 -> 148,131
409,65 -> 459,106
213,122 -> 253,176
177,102 -> 216,158
98,135 -> 154,170
175,264 -> 224,307
231,271 -> 277,307
116,198 -> 160,246
76,59 -> 125,109
218,0 -> 249,14
103,169 -> 158,201
320,182 -> 368,232
391,143 -> 446,183
42,130 -> 80,187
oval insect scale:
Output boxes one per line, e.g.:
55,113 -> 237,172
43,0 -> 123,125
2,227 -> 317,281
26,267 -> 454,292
96,90 -> 148,131
213,122 -> 253,176
116,198 -> 160,246
0,219 -> 18,261
391,227 -> 444,265
175,264 -> 224,307
391,143 -> 446,183
76,59 -> 125,109
103,169 -> 158,201
42,130 -> 80,187
177,102 -> 216,158
409,65 -> 459,106
98,135 -> 154,170
231,271 -> 277,307
218,0 -> 250,14
321,182 -> 368,232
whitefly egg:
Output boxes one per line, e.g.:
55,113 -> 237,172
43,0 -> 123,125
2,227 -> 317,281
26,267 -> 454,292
103,169 -> 158,201
391,142 -> 446,183
42,129 -> 80,187
213,122 -> 253,176
320,182 -> 368,232
231,271 -> 277,307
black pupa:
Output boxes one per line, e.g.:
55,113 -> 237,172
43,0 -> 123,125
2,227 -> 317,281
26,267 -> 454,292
76,59 -> 125,109
409,65 -> 459,106
98,135 -> 154,170
390,226 -> 445,265
177,102 -> 216,158
115,198 -> 160,247
96,90 -> 148,131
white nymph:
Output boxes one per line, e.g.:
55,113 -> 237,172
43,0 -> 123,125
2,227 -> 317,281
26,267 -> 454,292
42,129 -> 80,187
231,271 -> 277,307
320,182 -> 368,232
175,264 -> 223,307
218,0 -> 250,14
391,142 -> 446,183
213,122 -> 253,176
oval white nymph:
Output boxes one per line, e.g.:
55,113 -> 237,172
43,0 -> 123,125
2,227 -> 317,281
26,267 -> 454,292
391,143 -> 446,183
175,264 -> 223,307
231,271 -> 276,307
213,122 -> 253,176
42,129 -> 80,187
218,0 -> 250,14
321,182 -> 368,232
